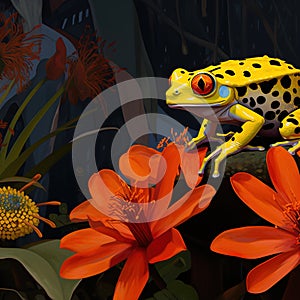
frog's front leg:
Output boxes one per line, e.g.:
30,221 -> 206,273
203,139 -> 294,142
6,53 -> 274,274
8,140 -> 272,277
199,104 -> 265,177
275,109 -> 300,155
188,119 -> 218,148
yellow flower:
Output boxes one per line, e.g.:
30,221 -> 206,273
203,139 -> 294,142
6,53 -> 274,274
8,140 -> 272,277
0,174 -> 60,240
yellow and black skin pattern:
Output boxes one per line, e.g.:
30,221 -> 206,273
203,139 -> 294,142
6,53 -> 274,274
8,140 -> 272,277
166,55 -> 300,177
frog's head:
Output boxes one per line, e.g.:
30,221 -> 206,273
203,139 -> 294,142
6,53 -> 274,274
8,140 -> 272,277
166,68 -> 235,108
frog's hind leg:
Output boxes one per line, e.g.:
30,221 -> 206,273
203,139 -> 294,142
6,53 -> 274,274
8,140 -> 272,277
276,109 -> 300,155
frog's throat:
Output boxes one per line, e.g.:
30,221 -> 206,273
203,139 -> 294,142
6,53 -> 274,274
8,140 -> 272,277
168,102 -> 227,108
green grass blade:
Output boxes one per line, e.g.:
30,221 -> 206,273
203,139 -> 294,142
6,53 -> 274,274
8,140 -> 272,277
0,78 -> 46,163
0,117 -> 78,178
0,79 -> 15,107
4,84 -> 64,167
0,176 -> 45,190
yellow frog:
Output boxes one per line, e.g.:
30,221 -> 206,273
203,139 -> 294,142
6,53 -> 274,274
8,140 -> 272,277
166,55 -> 300,177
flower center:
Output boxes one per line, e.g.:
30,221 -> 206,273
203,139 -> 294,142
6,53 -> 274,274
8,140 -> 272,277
0,175 -> 60,240
109,185 -> 154,247
126,222 -> 153,247
0,186 -> 40,240
282,201 -> 300,243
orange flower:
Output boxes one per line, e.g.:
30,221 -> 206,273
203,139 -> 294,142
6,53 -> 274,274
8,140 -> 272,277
154,128 -> 207,188
211,147 -> 300,294
64,33 -> 116,104
45,37 -> 66,80
60,143 -> 215,300
0,13 -> 42,92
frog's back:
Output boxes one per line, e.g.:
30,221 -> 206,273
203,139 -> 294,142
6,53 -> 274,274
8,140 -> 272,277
202,55 -> 300,87
202,56 -> 300,137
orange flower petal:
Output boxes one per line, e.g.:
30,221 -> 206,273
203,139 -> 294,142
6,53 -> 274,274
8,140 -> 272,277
246,250 -> 300,293
231,173 -> 289,229
181,147 -> 207,188
147,228 -> 186,264
60,228 -> 115,252
151,184 -> 215,237
60,241 -> 133,279
70,200 -> 103,222
210,226 -> 297,259
90,219 -> 135,243
267,147 -> 300,204
119,145 -> 162,185
152,143 -> 181,201
88,169 -> 130,216
113,248 -> 149,300
70,200 -> 134,242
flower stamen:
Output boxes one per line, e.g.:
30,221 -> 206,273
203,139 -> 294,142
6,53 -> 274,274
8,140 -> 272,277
157,127 -> 190,150
23,220 -> 42,238
33,214 -> 56,228
36,201 -> 61,207
19,174 -> 42,192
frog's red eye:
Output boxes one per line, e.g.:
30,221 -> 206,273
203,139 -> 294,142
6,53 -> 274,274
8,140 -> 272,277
191,73 -> 215,96
168,75 -> 172,86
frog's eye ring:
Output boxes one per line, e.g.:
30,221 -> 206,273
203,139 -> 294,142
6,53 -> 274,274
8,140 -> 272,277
191,73 -> 216,96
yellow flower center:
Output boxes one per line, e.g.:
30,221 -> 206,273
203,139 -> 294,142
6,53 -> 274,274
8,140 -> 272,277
0,175 -> 60,241
0,186 -> 40,240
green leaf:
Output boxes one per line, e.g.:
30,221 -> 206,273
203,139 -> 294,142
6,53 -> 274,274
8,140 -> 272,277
155,251 -> 191,284
28,240 -> 80,300
0,288 -> 27,300
0,240 -> 80,300
166,280 -> 199,300
0,176 -> 45,191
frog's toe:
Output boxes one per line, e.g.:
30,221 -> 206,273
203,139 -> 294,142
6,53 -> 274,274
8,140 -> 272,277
212,169 -> 220,178
207,137 -> 224,144
288,149 -> 296,155
244,145 -> 265,151
198,157 -> 209,174
288,144 -> 300,155
216,131 -> 235,138
187,140 -> 197,150
270,140 -> 296,148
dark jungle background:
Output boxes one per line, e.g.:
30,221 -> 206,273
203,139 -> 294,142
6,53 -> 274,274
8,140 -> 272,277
1,0 -> 300,299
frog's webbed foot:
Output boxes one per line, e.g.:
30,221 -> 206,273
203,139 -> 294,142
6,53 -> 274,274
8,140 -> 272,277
198,141 -> 265,178
287,141 -> 300,155
270,140 -> 296,147
270,140 -> 300,155
270,139 -> 300,155
199,104 -> 265,177
199,146 -> 222,178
